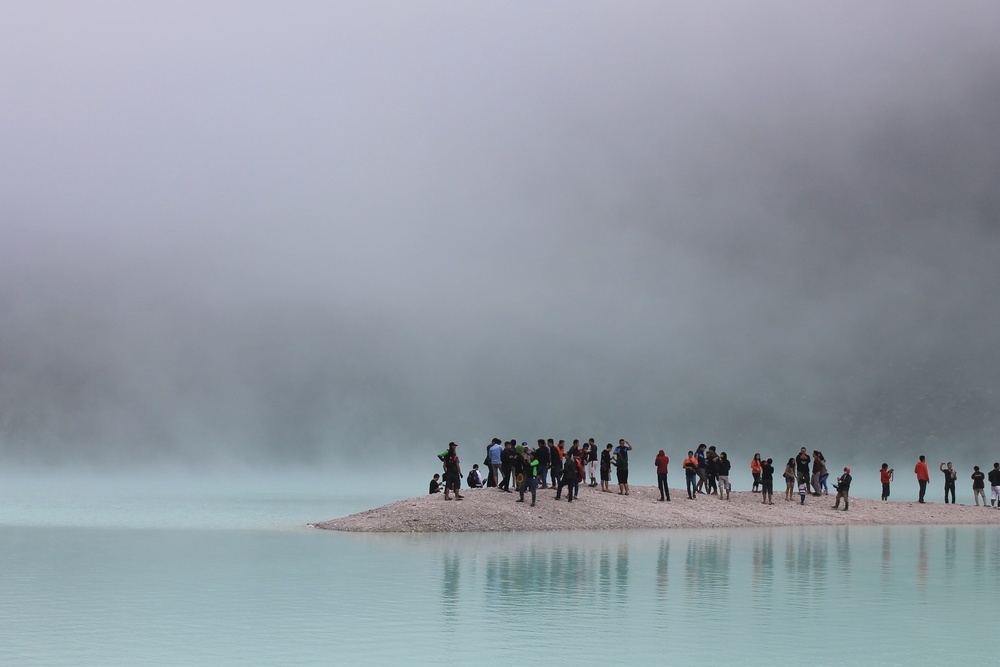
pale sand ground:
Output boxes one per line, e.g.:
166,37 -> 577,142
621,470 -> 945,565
313,484 -> 1000,533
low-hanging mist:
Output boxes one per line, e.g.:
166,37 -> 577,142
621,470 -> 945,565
2,1 -> 999,471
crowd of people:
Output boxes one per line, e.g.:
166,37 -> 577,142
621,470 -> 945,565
430,441 -> 1000,511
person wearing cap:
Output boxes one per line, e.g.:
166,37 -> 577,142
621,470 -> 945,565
833,466 -> 852,511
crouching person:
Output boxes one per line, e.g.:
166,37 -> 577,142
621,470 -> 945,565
833,467 -> 852,511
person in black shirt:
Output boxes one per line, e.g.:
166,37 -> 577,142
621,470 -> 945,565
443,442 -> 464,501
429,474 -> 441,494
972,466 -> 987,506
717,451 -> 732,500
761,458 -> 775,505
534,439 -> 551,488
600,444 -> 613,493
989,463 -> 1000,508
940,461 -> 957,504
795,447 -> 811,489
833,467 -> 852,511
499,442 -> 515,492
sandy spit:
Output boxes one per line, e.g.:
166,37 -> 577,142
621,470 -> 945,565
312,485 -> 1000,533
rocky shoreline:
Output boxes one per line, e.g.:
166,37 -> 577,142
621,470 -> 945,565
313,485 -> 1000,533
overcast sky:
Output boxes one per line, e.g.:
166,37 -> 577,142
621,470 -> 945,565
2,1 -> 999,471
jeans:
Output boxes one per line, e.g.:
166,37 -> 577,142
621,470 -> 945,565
945,481 -> 956,504
918,479 -> 927,502
537,465 -> 549,488
657,473 -> 670,500
686,471 -> 697,498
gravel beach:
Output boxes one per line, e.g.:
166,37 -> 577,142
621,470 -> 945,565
313,485 -> 1000,533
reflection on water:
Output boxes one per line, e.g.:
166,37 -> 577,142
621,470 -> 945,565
422,526 -> 1000,664
6,525 -> 1000,666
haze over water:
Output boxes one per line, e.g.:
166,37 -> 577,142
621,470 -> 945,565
2,474 -> 996,666
3,2 -> 1000,663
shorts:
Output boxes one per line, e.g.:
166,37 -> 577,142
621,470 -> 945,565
993,485 -> 1000,501
617,469 -> 629,485
762,479 -> 773,494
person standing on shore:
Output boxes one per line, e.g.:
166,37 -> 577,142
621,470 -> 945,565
833,467 -> 852,511
487,438 -> 502,487
971,466 -> 987,507
795,448 -> 811,493
614,439 -> 632,495
516,450 -> 540,507
761,458 -> 775,505
694,444 -> 708,494
443,442 -> 464,501
811,451 -> 827,496
499,441 -> 515,493
915,455 -> 929,503
684,451 -> 698,499
654,450 -> 670,501
880,463 -> 893,501
588,438 -> 599,487
939,461 -> 957,504
550,440 -> 564,491
554,448 -> 577,501
600,444 -> 613,493
783,458 -> 796,501
717,452 -> 732,500
750,453 -> 763,493
534,439 -> 550,489
990,463 -> 1000,508
705,445 -> 720,496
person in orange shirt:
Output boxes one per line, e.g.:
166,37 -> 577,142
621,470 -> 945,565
750,453 -> 763,493
880,463 -> 894,501
914,455 -> 930,503
683,451 -> 699,499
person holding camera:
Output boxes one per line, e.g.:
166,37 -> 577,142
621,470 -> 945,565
833,467 -> 852,511
880,463 -> 893,501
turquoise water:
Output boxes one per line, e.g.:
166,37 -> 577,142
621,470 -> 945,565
1,473 -> 996,665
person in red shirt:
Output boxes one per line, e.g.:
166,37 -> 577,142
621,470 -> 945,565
880,463 -> 894,501
915,455 -> 930,503
654,450 -> 670,501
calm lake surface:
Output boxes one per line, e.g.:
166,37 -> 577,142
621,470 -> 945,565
1,472 -> 995,665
